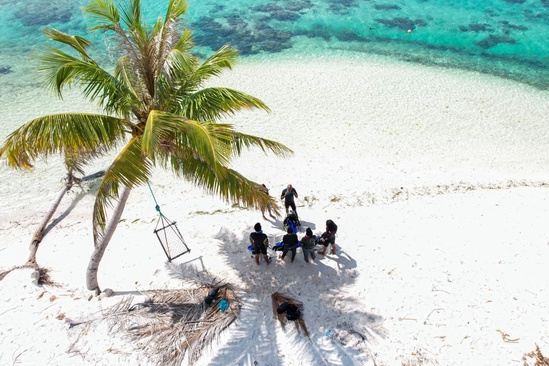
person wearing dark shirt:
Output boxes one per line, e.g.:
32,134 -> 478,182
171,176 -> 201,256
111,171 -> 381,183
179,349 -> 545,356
300,227 -> 317,263
280,227 -> 299,263
249,222 -> 271,265
280,184 -> 298,215
319,219 -> 338,255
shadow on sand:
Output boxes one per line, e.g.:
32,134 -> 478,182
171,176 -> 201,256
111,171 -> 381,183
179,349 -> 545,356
166,226 -> 386,365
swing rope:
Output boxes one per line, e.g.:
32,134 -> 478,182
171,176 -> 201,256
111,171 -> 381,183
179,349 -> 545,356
147,181 -> 191,261
147,181 -> 162,215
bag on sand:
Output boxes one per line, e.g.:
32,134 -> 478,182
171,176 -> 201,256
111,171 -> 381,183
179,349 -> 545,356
204,287 -> 220,304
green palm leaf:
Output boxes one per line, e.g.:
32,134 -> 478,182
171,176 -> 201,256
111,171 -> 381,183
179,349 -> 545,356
43,28 -> 93,61
192,44 -> 238,81
39,49 -> 132,114
177,87 -> 270,121
172,45 -> 238,102
83,0 -> 120,31
93,137 -> 153,240
169,148 -> 276,210
0,113 -> 127,169
165,0 -> 188,21
230,131 -> 293,157
119,0 -> 147,49
172,28 -> 194,54
142,111 -> 231,168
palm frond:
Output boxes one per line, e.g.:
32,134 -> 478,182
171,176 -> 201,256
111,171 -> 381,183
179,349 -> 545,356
159,46 -> 198,108
39,49 -> 132,113
230,131 -> 293,157
0,113 -> 126,169
119,0 -> 147,48
151,17 -> 164,38
63,146 -> 104,177
67,284 -> 239,366
167,148 -> 279,210
152,0 -> 187,52
142,111 -> 232,168
43,28 -> 93,61
172,28 -> 194,54
192,44 -> 238,81
113,56 -> 143,115
177,87 -> 270,121
153,17 -> 179,91
171,44 -> 238,103
165,0 -> 188,21
82,0 -> 120,32
92,137 -> 153,240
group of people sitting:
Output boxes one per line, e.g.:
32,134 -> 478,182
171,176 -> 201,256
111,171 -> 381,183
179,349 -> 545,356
249,219 -> 338,266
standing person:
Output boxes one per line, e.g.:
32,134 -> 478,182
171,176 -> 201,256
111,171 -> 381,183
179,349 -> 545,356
319,219 -> 338,255
249,223 -> 271,265
300,227 -> 317,263
280,227 -> 298,263
260,184 -> 277,220
280,184 -> 298,215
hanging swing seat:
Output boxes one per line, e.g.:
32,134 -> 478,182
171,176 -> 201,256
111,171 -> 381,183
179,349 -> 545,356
147,182 -> 191,261
154,212 -> 191,262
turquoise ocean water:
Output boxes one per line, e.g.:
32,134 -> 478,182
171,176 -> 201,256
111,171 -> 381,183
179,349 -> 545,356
0,0 -> 548,89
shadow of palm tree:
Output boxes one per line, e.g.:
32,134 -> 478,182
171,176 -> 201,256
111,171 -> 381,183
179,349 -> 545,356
176,226 -> 387,365
42,171 -> 105,236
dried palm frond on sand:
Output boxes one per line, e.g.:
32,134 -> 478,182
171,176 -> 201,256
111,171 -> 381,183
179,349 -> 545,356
523,344 -> 549,366
271,292 -> 309,336
68,283 -> 239,366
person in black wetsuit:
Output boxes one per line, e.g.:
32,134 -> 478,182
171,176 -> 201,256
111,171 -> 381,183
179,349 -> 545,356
280,226 -> 298,263
280,184 -> 298,215
319,219 -> 338,255
300,227 -> 316,263
249,222 -> 271,265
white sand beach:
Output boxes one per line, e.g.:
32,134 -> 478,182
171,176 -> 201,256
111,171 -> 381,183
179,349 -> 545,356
1,56 -> 549,365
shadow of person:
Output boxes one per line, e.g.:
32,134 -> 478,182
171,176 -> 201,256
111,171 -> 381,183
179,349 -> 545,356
298,220 -> 317,231
335,249 -> 357,271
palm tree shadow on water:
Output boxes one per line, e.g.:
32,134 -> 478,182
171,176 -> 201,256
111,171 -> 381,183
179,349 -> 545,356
180,226 -> 388,366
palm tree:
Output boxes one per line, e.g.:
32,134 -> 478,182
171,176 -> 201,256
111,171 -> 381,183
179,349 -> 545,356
0,141 -> 103,282
26,149 -> 104,268
0,0 -> 291,294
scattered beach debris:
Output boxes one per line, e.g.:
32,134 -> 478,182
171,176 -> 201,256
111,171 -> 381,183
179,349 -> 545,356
402,348 -> 440,365
496,329 -> 520,343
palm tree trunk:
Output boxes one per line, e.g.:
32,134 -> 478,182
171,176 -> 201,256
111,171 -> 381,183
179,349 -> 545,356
26,177 -> 74,267
26,171 -> 105,267
86,185 -> 132,295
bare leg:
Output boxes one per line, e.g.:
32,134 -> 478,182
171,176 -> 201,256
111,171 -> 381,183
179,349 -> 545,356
318,239 -> 326,255
264,254 -> 271,264
255,254 -> 260,265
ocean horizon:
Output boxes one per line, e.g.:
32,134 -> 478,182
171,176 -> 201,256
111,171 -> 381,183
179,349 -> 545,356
0,0 -> 549,91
